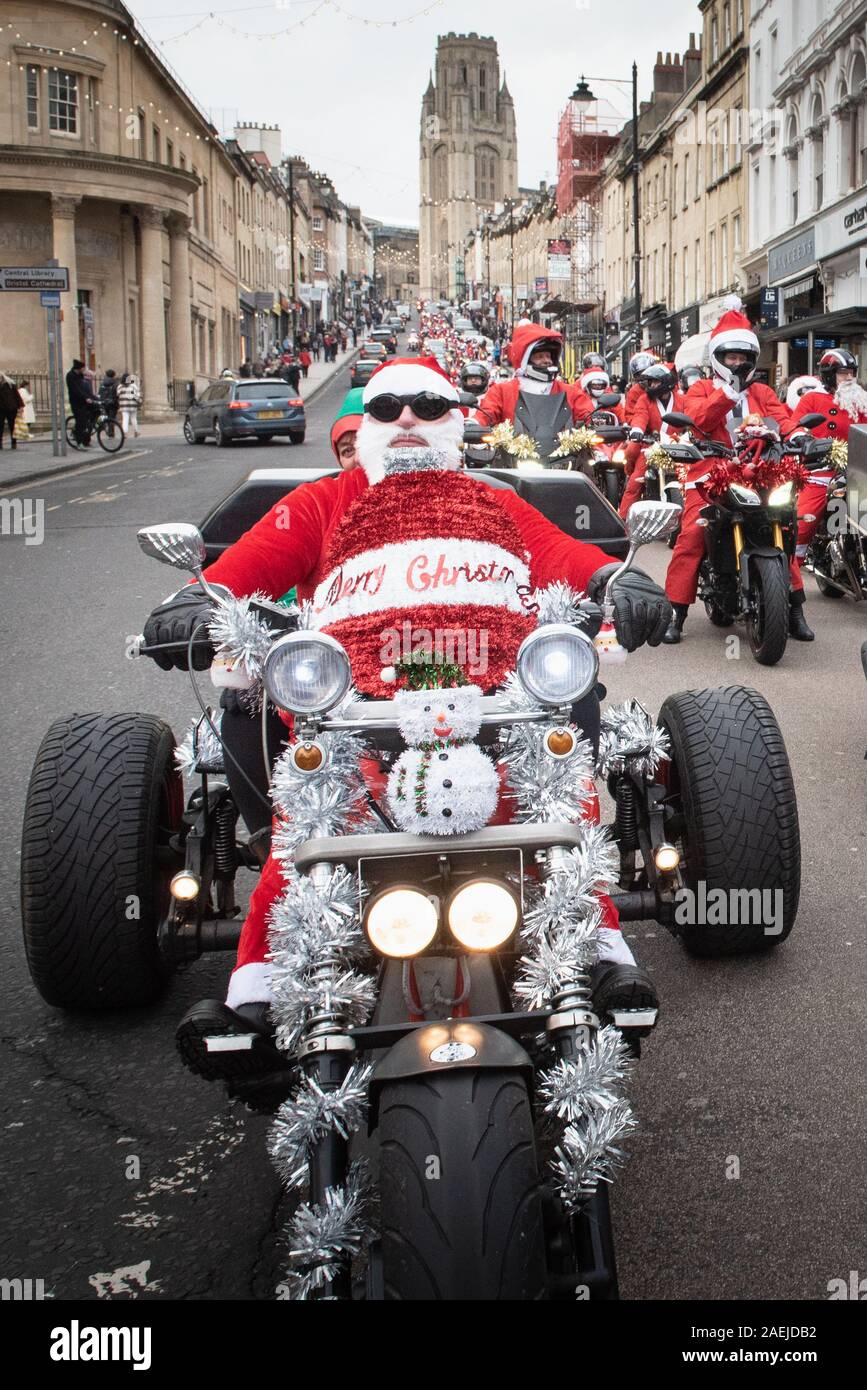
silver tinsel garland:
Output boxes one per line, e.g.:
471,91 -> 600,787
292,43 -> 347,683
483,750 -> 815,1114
284,1161 -> 371,1300
175,711 -> 223,775
538,1027 -> 632,1124
270,725 -> 376,859
513,920 -> 601,1010
550,1102 -> 637,1210
208,590 -> 282,681
270,1061 -> 373,1191
598,699 -> 671,779
500,721 -> 596,824
530,580 -> 589,628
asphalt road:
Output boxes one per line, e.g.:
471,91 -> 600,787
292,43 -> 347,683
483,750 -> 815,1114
1,357 -> 865,1302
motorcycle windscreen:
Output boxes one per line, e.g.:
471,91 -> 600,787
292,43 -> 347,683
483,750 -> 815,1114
513,390 -> 573,459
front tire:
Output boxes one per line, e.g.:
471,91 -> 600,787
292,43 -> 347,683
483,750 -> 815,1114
746,554 -> 789,666
659,687 -> 800,956
378,1069 -> 548,1300
96,417 -> 124,453
20,713 -> 183,1008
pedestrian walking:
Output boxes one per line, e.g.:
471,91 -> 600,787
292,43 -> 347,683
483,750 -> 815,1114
0,372 -> 24,449
117,373 -> 142,437
299,348 -> 311,378
99,368 -> 119,420
14,378 -> 35,441
311,334 -> 321,363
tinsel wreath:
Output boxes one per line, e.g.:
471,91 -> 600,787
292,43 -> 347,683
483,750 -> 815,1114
597,699 -> 671,779
829,439 -> 848,471
175,711 -> 223,775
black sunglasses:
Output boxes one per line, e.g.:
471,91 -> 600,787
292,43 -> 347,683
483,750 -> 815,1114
364,391 -> 456,423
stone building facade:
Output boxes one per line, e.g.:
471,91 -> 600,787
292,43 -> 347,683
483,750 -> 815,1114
419,33 -> 518,300
0,0 -> 239,414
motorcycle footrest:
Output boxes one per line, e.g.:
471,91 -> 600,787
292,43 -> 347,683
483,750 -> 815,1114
204,1033 -> 256,1053
610,1007 -> 658,1031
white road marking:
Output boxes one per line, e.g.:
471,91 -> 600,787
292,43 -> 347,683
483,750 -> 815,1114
0,448 -> 152,496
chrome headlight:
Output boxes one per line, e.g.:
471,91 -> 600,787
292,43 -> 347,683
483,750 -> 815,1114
447,880 -> 519,951
262,631 -> 351,715
365,887 -> 439,958
768,482 -> 794,507
728,483 -> 761,507
516,623 -> 600,707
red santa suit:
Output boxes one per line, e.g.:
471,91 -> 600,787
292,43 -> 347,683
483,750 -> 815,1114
665,315 -> 794,607
202,357 -> 627,1008
789,383 -> 867,579
475,322 -> 594,426
618,388 -> 686,518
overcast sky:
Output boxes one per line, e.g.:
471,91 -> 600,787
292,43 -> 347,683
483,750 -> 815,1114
129,0 -> 701,224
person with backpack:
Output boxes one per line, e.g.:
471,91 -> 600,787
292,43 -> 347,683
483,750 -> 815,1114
117,373 -> 142,437
99,369 -> 119,420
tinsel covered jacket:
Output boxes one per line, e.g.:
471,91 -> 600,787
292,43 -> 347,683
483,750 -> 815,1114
202,467 -> 614,654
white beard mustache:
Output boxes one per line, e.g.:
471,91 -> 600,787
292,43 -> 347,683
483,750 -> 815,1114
356,410 -> 464,483
835,378 -> 867,422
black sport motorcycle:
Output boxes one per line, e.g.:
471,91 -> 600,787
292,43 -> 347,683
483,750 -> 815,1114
804,452 -> 867,602
662,411 -> 830,666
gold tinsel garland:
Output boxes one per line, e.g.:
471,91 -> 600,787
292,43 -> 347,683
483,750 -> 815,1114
550,427 -> 602,459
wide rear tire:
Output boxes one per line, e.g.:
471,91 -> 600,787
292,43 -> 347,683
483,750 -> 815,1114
20,713 -> 183,1009
659,687 -> 800,956
378,1069 -> 548,1300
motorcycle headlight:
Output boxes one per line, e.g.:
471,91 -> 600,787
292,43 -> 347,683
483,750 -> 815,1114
447,880 -> 519,951
768,482 -> 794,507
516,623 -> 600,707
262,631 -> 351,715
612,448 -> 627,464
365,887 -> 439,958
728,483 -> 761,507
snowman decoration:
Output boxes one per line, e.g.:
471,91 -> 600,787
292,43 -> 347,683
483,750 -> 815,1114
387,683 -> 499,835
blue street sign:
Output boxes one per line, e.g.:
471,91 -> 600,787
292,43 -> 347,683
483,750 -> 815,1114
40,291 -> 61,307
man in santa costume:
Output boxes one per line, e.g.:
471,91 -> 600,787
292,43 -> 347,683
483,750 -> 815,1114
618,364 -> 685,519
142,356 -> 671,1092
474,323 -> 593,429
661,301 -> 804,644
788,350 -> 867,603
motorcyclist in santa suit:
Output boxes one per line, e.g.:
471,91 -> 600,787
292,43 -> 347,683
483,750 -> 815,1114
459,359 -> 491,401
661,304 -> 804,644
474,323 -> 594,428
142,356 -> 672,1091
618,365 -> 685,519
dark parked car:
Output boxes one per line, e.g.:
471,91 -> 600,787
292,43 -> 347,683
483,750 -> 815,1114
183,379 -> 305,447
350,357 -> 379,389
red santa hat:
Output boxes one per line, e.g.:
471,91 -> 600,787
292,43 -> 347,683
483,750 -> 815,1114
362,355 -> 460,405
311,470 -> 537,697
709,296 -> 759,357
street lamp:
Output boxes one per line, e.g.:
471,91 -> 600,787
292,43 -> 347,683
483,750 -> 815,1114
571,66 -> 642,353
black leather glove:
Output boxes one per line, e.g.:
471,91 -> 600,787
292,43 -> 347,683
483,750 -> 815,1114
587,565 -> 672,653
142,585 -> 227,671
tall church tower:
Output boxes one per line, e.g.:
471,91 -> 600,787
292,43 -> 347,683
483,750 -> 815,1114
419,33 -> 518,299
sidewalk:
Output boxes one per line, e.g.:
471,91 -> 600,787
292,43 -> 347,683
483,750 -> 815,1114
0,344 -> 358,493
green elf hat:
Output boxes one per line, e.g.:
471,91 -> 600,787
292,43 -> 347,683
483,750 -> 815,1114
330,387 -> 365,460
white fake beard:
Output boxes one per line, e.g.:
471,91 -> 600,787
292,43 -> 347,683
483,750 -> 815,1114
356,410 -> 464,483
835,378 -> 867,422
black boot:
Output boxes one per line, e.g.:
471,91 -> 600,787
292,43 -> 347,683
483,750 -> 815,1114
788,592 -> 814,642
175,999 -> 288,1089
590,961 -> 660,1038
662,603 -> 688,645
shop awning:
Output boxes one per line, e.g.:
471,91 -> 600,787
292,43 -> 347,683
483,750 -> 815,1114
764,307 -> 867,342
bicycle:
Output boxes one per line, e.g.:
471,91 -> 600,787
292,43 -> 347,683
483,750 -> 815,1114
66,408 -> 125,454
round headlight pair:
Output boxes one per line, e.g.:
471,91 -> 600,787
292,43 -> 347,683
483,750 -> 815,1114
366,881 -> 519,958
262,631 -> 351,715
516,623 -> 600,708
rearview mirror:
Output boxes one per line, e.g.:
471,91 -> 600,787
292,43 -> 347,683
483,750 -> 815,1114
662,412 -> 696,431
137,523 -> 206,574
625,500 -> 683,545
597,392 -> 622,408
797,413 -> 826,430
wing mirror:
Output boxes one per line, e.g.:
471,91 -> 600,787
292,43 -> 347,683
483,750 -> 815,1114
662,411 -> 697,431
597,392 -> 622,408
624,500 -> 683,546
797,413 -> 826,430
137,523 -> 222,600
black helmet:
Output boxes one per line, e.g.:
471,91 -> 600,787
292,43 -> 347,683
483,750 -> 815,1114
639,363 -> 677,400
582,351 -> 606,372
819,348 -> 857,391
459,360 -> 491,395
678,364 -> 703,393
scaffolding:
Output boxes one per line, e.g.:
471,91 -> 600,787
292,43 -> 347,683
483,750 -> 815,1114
556,98 -> 621,363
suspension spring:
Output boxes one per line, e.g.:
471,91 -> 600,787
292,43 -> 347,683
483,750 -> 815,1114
614,778 -> 639,852
213,797 -> 238,876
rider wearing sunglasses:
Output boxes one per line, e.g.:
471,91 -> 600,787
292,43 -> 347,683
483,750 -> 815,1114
142,356 -> 671,1090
